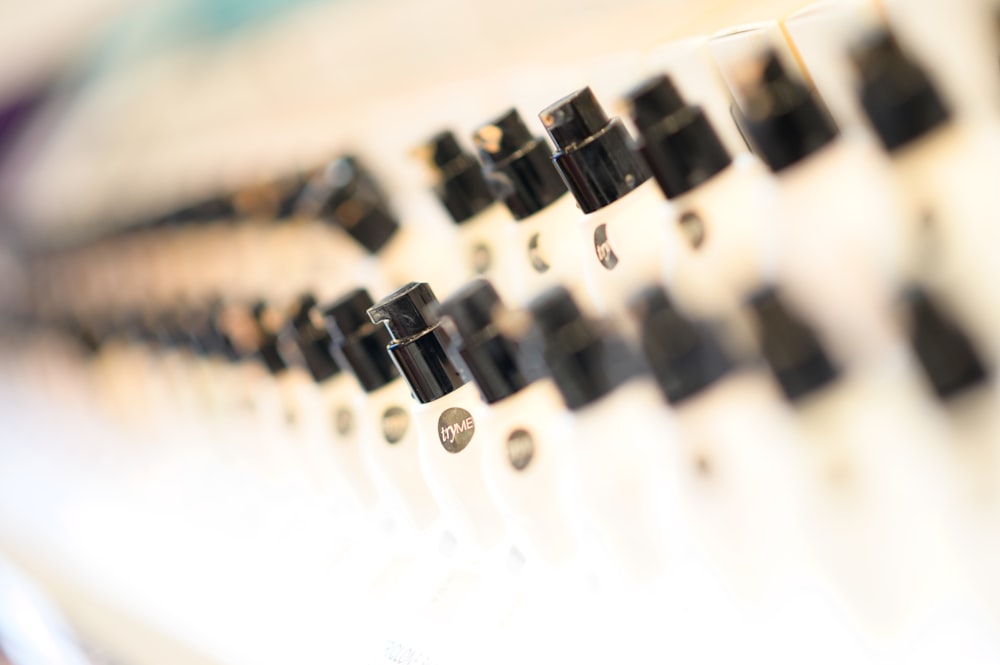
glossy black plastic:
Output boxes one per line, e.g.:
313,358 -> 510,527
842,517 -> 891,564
473,109 -> 567,220
748,287 -> 838,402
296,156 -> 400,253
627,74 -> 732,199
526,286 -> 643,410
368,282 -> 467,404
630,285 -> 733,404
325,288 -> 399,393
539,87 -> 651,213
438,279 -> 534,404
423,131 -> 496,224
741,52 -> 839,173
851,30 -> 950,153
904,287 -> 988,400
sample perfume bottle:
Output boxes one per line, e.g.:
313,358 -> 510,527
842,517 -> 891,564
629,285 -> 800,596
900,287 -> 1000,624
525,286 -> 681,586
748,287 -> 959,632
851,30 -> 1000,350
437,279 -> 578,567
418,132 -> 514,298
323,287 -> 441,533
471,109 -> 585,308
625,74 -> 775,317
537,87 -> 670,317
275,294 -> 380,514
368,281 -> 506,552
740,51 -> 902,364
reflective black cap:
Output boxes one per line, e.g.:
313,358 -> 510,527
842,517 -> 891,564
527,286 -> 643,410
630,286 -> 733,404
368,282 -> 467,404
324,288 -> 399,393
903,287 -> 988,400
252,301 -> 288,375
280,294 -> 340,383
742,52 -> 839,173
851,30 -> 950,153
626,75 -> 733,199
438,279 -> 534,404
539,87 -> 651,213
472,109 -> 567,220
296,156 -> 400,253
422,131 -> 496,224
748,288 -> 838,402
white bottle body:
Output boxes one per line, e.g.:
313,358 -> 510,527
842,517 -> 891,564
577,181 -> 674,317
453,203 -> 515,300
553,379 -> 683,586
671,370 -> 804,596
665,155 -> 776,316
295,372 -> 380,512
504,194 -> 589,308
790,364 -> 962,632
771,139 -> 902,363
355,378 -> 441,532
475,379 -> 579,567
888,122 -> 1000,351
411,382 -> 507,551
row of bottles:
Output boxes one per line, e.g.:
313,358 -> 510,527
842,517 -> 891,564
6,2 -> 1000,662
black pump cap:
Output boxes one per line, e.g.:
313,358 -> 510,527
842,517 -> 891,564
295,156 -> 400,253
741,52 -> 839,173
438,279 -> 534,404
903,287 -> 988,400
748,288 -> 838,402
526,286 -> 643,410
324,288 -> 399,393
251,301 -> 288,375
851,30 -> 950,153
626,75 -> 733,199
422,131 -> 496,224
630,286 -> 734,404
539,87 -> 651,213
472,109 -> 567,220
280,294 -> 340,383
368,282 -> 467,403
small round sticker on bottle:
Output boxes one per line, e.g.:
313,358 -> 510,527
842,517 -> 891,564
472,243 -> 492,274
527,233 -> 551,273
381,406 -> 410,444
333,406 -> 354,437
437,407 -> 476,453
594,223 -> 619,270
506,428 -> 535,471
678,210 -> 706,249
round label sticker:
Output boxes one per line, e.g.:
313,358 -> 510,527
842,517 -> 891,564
506,428 -> 535,471
437,407 -> 476,453
593,223 -> 619,270
527,233 -> 551,273
333,406 -> 354,437
678,210 -> 706,249
472,243 -> 492,274
381,406 -> 410,444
